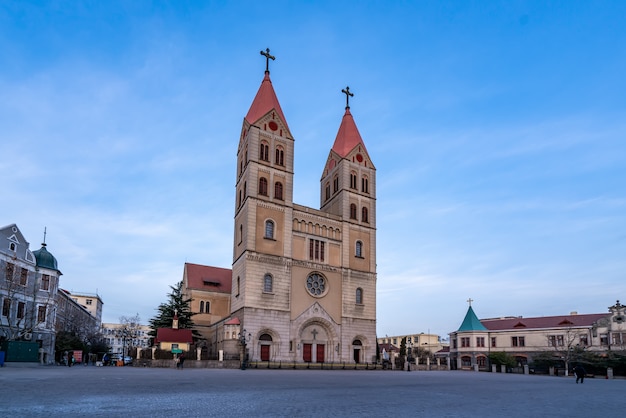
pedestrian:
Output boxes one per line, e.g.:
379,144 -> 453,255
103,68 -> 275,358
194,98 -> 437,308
68,352 -> 73,367
179,353 -> 185,370
574,364 -> 586,384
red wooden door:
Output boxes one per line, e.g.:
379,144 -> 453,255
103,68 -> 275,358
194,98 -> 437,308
303,344 -> 312,362
316,344 -> 325,363
261,345 -> 270,361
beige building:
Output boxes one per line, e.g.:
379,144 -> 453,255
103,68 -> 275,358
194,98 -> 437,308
449,300 -> 626,371
102,322 -> 151,357
377,333 -> 446,354
188,54 -> 377,364
68,292 -> 103,325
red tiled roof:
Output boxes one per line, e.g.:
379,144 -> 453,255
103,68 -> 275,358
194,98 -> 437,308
185,263 -> 232,294
331,107 -> 368,158
224,317 -> 240,325
154,328 -> 193,344
378,343 -> 399,352
481,313 -> 608,331
245,71 -> 289,130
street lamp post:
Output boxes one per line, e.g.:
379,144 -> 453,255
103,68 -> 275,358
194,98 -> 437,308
116,327 -> 132,366
238,329 -> 251,370
407,340 -> 413,372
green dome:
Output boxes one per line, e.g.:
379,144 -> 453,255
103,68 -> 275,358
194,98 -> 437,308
33,243 -> 59,271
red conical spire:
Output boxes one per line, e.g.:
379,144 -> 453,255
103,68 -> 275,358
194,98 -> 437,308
331,107 -> 368,158
245,71 -> 289,130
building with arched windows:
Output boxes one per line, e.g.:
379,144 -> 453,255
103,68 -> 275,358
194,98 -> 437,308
184,54 -> 377,364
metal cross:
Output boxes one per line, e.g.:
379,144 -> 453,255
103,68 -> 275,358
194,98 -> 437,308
341,86 -> 354,109
467,298 -> 473,306
260,48 -> 275,72
311,329 -> 318,340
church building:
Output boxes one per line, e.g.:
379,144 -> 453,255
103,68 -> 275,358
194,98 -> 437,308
195,50 -> 378,364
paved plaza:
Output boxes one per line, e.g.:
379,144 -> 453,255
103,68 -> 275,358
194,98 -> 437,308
0,366 -> 622,417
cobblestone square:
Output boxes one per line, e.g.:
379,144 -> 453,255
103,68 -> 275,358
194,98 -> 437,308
0,366 -> 622,417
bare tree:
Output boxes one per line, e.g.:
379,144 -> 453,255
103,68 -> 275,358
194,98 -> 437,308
546,325 -> 582,377
0,257 -> 56,342
118,314 -> 142,357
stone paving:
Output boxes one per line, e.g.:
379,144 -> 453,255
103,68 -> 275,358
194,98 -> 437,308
0,365 -> 622,417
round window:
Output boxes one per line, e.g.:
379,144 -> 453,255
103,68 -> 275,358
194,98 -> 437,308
306,272 -> 327,297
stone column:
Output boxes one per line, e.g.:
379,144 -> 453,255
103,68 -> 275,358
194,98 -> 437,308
501,364 -> 506,374
523,365 -> 529,375
492,364 -> 497,373
607,367 -> 614,379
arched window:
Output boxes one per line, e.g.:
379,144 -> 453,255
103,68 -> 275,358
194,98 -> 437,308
265,220 -> 275,239
333,175 -> 339,193
239,225 -> 243,244
356,288 -> 363,304
361,207 -> 369,223
325,182 -> 330,201
274,182 -> 283,200
259,177 -> 268,196
263,274 -> 273,293
275,146 -> 284,166
355,241 -> 363,258
200,301 -> 211,313
259,141 -> 269,161
350,204 -> 357,220
243,181 -> 247,199
361,176 -> 369,194
236,277 -> 241,297
350,172 -> 357,189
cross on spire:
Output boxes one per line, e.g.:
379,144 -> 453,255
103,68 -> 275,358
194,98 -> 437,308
467,298 -> 474,306
42,226 -> 47,246
341,86 -> 354,109
260,48 -> 275,73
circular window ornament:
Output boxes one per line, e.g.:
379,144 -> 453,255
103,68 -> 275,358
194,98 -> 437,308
305,272 -> 328,297
268,121 -> 278,131
356,153 -> 363,162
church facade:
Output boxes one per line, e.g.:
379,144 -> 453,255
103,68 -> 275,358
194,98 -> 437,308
194,53 -> 377,364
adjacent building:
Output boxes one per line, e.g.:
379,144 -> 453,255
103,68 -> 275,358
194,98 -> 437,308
102,321 -> 152,357
449,300 -> 626,370
0,224 -> 61,363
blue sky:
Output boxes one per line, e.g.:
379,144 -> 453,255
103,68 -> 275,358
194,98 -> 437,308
1,1 -> 625,338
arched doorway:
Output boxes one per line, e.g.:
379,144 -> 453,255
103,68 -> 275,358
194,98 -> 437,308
259,333 -> 272,361
300,324 -> 330,363
352,339 -> 362,363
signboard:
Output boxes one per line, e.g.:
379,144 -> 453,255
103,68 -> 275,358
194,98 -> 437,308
72,350 -> 83,363
172,349 -> 183,354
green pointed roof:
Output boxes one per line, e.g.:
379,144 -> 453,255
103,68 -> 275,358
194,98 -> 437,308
458,306 -> 487,331
33,243 -> 59,272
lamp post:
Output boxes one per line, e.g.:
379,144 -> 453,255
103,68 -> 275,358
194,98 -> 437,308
407,340 -> 413,372
116,327 -> 132,366
238,328 -> 251,370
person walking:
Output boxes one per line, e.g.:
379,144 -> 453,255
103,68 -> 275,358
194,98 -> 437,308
574,364 -> 586,384
178,353 -> 185,370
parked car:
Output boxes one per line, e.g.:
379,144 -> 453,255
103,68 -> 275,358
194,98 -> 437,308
110,355 -> 133,365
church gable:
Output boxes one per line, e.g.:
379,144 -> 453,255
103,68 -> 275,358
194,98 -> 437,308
345,145 -> 375,170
